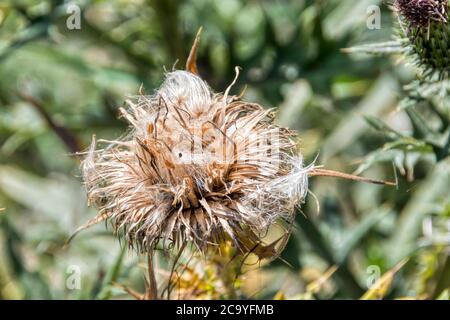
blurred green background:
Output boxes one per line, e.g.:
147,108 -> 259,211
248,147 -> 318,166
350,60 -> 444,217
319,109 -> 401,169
0,0 -> 449,300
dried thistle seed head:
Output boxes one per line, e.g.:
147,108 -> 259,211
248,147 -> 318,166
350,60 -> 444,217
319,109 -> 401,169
395,0 -> 448,28
81,70 -> 311,256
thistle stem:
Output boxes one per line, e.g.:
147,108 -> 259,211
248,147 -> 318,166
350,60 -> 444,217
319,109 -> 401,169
146,252 -> 158,300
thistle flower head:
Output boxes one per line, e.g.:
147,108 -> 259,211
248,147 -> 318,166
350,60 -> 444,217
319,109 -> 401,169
394,0 -> 448,28
81,70 -> 311,255
393,0 -> 450,77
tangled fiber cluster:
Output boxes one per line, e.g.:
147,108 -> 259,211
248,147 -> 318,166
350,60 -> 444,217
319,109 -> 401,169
81,69 -> 311,255
394,0 -> 448,28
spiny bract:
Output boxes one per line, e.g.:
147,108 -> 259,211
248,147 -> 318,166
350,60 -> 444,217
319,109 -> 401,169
82,70 -> 311,255
395,0 -> 450,77
395,0 -> 448,28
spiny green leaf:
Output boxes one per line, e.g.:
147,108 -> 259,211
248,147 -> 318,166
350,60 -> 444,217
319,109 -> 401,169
364,115 -> 404,140
336,206 -> 391,263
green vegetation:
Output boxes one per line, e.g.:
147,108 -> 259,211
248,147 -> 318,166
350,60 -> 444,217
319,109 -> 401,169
0,0 -> 448,300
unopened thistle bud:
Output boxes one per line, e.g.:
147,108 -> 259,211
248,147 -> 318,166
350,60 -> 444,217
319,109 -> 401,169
395,0 -> 450,76
395,0 -> 448,28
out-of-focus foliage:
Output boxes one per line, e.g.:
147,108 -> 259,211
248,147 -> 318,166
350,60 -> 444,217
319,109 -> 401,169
0,0 -> 448,300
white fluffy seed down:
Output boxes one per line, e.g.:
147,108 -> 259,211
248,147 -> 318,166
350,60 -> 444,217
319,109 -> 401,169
82,70 -> 311,255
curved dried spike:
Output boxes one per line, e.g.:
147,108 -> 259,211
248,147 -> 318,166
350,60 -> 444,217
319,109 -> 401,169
185,27 -> 203,74
251,232 -> 290,260
112,282 -> 145,300
64,212 -> 111,247
309,168 -> 396,186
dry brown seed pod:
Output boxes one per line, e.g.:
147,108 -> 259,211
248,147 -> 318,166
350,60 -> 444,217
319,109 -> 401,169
81,67 -> 311,255
75,31 -> 394,259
